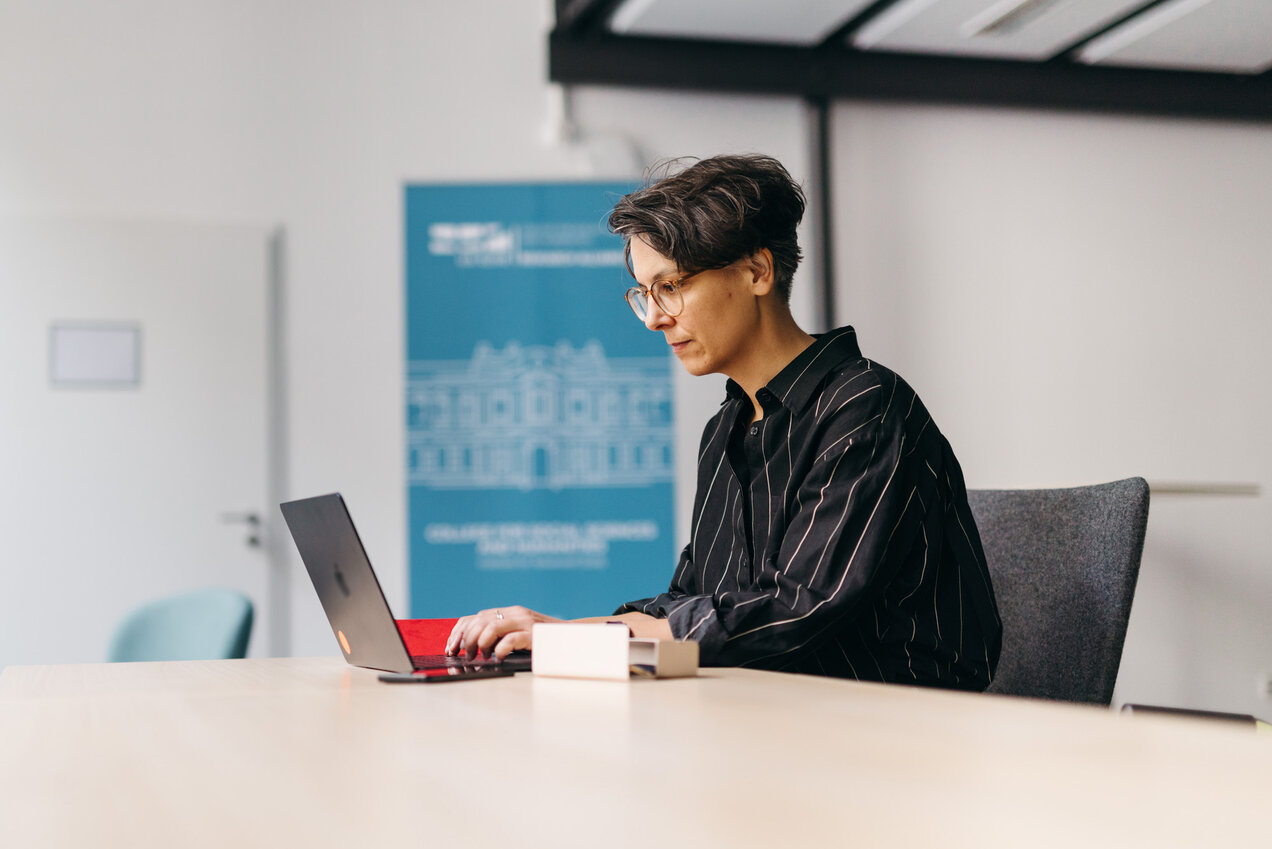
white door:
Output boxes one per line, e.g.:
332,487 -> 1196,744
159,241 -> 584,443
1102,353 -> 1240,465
0,217 -> 282,667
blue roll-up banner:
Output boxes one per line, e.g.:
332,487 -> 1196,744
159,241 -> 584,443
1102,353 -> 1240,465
405,182 -> 675,619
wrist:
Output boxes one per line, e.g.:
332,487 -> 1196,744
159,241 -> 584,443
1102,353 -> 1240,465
606,619 -> 635,638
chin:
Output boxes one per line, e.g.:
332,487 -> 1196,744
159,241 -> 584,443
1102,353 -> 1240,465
678,359 -> 715,377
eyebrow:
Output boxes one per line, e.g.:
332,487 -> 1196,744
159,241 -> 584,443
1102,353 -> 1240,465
648,268 -> 685,284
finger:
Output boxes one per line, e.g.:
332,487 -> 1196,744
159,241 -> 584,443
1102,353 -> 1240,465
493,629 -> 532,660
451,615 -> 479,656
445,617 -> 472,655
475,619 -> 507,657
468,607 -> 512,656
462,615 -> 495,657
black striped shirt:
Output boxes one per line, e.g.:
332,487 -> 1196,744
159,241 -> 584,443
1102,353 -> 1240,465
618,326 -> 1001,690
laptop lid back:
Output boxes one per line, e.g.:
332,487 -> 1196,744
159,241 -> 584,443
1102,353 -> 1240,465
280,493 -> 414,673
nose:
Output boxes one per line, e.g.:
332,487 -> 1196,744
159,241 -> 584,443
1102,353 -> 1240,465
643,296 -> 673,331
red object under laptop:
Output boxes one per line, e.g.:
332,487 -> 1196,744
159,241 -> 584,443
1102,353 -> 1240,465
396,618 -> 458,656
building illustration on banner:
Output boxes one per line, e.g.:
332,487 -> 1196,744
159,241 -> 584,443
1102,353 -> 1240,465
407,339 -> 672,492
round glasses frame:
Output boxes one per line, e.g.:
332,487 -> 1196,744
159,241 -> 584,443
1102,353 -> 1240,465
623,270 -> 706,321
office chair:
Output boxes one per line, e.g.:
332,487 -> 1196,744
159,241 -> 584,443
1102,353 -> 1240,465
109,587 -> 254,662
967,477 -> 1150,705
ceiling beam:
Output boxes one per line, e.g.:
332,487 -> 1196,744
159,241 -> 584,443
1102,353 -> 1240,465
555,0 -> 623,33
548,30 -> 1272,122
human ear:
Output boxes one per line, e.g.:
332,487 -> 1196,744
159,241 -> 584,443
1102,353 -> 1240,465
748,248 -> 776,297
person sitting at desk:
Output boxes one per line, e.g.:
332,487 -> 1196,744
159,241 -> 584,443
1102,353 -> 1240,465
447,153 -> 1001,690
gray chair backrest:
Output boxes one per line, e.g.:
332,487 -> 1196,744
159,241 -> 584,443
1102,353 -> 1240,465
967,477 -> 1150,705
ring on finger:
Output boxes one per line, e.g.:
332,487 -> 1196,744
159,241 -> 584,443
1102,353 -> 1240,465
496,610 -> 504,620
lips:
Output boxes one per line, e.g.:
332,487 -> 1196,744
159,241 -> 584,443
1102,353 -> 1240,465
669,340 -> 690,355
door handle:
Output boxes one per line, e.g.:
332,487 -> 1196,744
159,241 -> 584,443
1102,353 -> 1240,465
221,511 -> 262,547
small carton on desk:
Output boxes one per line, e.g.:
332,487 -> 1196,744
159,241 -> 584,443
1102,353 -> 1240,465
531,623 -> 699,681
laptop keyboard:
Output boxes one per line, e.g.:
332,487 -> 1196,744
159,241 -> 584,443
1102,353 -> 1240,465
410,654 -> 495,670
410,651 -> 531,671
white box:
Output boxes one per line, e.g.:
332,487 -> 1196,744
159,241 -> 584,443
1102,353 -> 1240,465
531,623 -> 699,680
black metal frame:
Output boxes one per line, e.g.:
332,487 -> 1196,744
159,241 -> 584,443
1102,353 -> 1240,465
551,1 -> 1272,122
552,0 -> 1271,327
806,98 -> 837,332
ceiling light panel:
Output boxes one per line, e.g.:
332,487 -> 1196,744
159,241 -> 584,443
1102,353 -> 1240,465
1075,0 -> 1272,74
851,0 -> 1150,60
609,0 -> 880,46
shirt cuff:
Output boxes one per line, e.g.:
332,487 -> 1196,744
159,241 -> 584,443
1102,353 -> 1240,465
617,594 -> 723,663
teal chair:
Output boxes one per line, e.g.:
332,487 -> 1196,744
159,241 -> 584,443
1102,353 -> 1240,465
109,588 -> 254,662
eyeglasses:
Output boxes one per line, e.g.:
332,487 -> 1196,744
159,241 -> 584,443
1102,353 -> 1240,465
623,270 -> 706,321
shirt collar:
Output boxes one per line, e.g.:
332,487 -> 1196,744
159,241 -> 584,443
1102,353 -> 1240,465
724,326 -> 863,414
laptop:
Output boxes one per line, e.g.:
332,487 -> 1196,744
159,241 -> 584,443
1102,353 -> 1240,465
280,492 -> 532,676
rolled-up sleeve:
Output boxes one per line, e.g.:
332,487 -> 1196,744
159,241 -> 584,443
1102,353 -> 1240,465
617,543 -> 695,619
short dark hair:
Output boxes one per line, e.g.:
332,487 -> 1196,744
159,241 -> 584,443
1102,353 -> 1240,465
608,154 -> 806,303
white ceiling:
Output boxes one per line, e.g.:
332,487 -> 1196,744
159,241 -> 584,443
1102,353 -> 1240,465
1077,0 -> 1272,74
610,0 -> 879,46
605,0 -> 1272,74
851,0 -> 1150,61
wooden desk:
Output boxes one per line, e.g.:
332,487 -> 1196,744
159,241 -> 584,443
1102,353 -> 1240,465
2,657 -> 1268,847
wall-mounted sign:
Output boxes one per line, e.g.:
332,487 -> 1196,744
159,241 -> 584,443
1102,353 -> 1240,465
49,322 -> 142,388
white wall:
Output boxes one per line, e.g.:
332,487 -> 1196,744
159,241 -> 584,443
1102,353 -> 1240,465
0,0 -> 815,662
832,103 -> 1272,715
2,0 -> 1268,715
